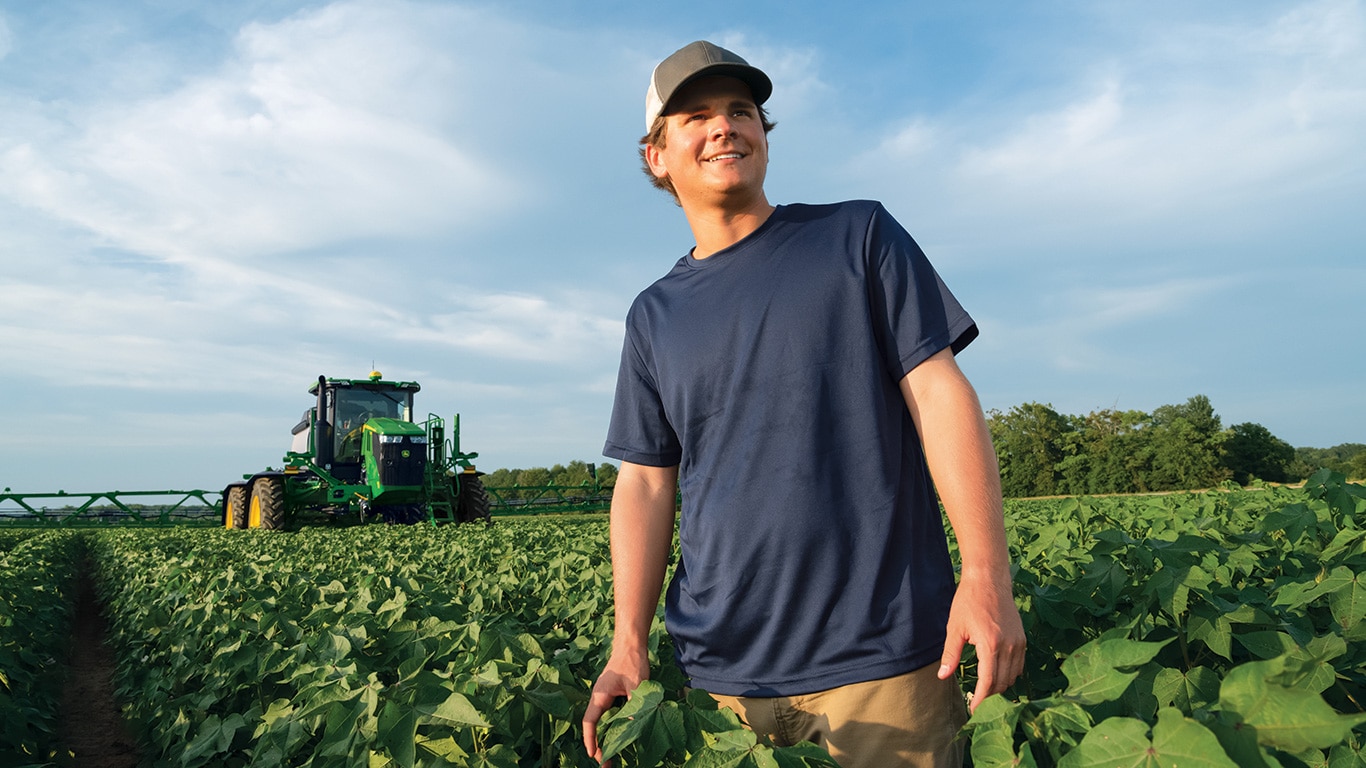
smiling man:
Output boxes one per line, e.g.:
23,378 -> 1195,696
583,40 -> 1025,768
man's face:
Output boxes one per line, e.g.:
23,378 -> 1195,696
646,76 -> 768,206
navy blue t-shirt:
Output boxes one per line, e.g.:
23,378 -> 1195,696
604,200 -> 977,696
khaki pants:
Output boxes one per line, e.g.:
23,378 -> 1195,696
706,664 -> 967,768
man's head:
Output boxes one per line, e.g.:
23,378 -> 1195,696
640,41 -> 776,201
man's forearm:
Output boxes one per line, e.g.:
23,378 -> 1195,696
607,462 -> 679,653
903,348 -> 1025,706
900,350 -> 1011,578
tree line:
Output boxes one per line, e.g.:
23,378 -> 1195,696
987,394 -> 1365,498
483,397 -> 1362,501
481,460 -> 617,494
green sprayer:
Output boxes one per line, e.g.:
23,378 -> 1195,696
222,371 -> 492,530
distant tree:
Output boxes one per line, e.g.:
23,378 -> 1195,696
988,403 -> 1069,497
1147,395 -> 1230,490
483,468 -> 516,489
1223,422 -> 1295,484
594,462 -> 618,488
516,467 -> 551,488
978,394 -> 1356,496
1060,408 -> 1152,494
481,462 -> 618,501
557,460 -> 596,487
482,462 -> 618,488
1295,444 -> 1366,479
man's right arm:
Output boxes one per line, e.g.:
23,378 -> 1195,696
582,460 -> 679,763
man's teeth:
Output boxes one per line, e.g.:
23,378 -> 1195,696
708,153 -> 742,161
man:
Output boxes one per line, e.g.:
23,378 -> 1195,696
582,41 -> 1025,768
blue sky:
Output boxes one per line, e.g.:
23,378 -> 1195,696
1,0 -> 1362,493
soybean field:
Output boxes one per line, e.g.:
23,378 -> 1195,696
2,471 -> 1364,766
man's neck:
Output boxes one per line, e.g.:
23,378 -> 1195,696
683,195 -> 776,259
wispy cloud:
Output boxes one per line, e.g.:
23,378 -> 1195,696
0,0 -> 631,404
0,1 -> 524,264
973,276 -> 1234,376
856,1 -> 1366,253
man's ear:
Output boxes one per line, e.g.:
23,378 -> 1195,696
643,141 -> 669,180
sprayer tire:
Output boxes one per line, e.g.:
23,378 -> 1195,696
226,484 -> 249,529
251,476 -> 286,531
459,474 -> 493,526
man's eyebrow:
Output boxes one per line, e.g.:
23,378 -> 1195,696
673,98 -> 757,115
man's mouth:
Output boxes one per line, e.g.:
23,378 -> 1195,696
706,153 -> 744,162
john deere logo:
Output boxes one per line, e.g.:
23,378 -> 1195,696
401,450 -> 411,458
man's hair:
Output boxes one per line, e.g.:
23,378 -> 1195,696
638,105 -> 777,203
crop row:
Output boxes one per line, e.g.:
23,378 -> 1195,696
0,530 -> 82,765
85,519 -> 839,767
987,470 -> 1366,766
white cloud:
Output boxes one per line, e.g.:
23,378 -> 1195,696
973,276 -> 1232,375
0,271 -> 622,393
1068,277 -> 1231,330
857,0 -> 1366,251
0,0 -> 526,265
404,291 -> 624,364
0,0 -> 635,410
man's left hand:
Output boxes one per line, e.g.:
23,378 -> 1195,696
937,570 -> 1026,712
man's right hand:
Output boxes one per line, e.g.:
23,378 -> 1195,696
582,649 -> 651,764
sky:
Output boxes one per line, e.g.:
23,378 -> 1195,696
1,0 -> 1362,494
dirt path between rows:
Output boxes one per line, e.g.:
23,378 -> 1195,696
58,566 -> 141,768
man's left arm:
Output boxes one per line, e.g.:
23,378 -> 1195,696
900,347 -> 1026,712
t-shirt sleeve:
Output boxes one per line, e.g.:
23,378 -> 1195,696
864,203 -> 978,380
602,308 -> 683,467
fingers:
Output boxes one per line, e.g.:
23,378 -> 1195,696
966,633 -> 1026,712
581,689 -> 614,762
938,635 -> 964,681
970,650 -> 995,712
581,711 -> 601,762
941,618 -> 1027,713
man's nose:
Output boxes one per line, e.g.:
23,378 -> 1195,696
710,115 -> 737,140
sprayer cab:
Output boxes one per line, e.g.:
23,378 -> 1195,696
300,374 -> 421,482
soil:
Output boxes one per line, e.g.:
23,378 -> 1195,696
57,567 -> 141,768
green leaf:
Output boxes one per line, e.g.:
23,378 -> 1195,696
1237,632 -> 1298,660
377,701 -> 418,767
1328,571 -> 1366,631
1218,657 -> 1366,751
1058,709 -> 1238,768
415,734 -> 468,761
1153,666 -> 1221,711
1200,710 -> 1279,768
599,680 -> 687,767
1035,701 -> 1093,745
683,731 -> 778,768
967,695 -> 1033,767
1187,612 -> 1234,661
182,713 -> 227,764
1062,638 -> 1171,705
463,743 -> 521,768
419,691 -> 491,728
772,742 -> 842,768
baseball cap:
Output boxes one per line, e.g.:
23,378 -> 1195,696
644,40 -> 772,132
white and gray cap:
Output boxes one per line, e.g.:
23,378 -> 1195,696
644,40 -> 772,133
